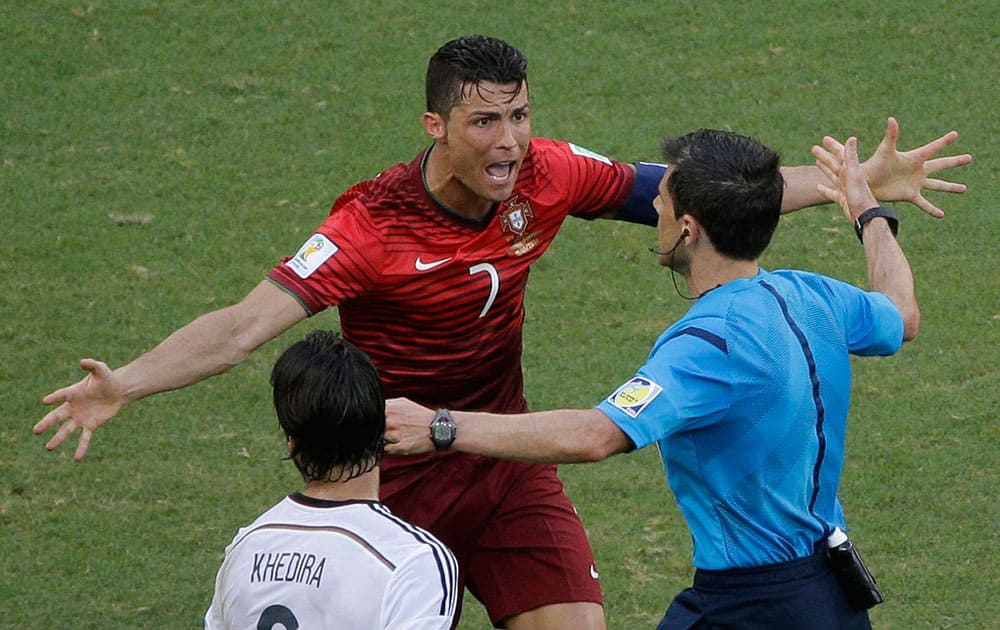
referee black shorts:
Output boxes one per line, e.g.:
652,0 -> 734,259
657,546 -> 872,630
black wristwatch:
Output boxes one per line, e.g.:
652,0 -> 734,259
429,409 -> 457,451
854,206 -> 899,243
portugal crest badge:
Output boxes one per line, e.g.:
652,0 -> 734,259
499,197 -> 534,236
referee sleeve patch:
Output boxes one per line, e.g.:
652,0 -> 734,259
607,376 -> 663,418
286,233 -> 338,279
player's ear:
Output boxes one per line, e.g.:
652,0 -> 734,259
423,112 -> 447,143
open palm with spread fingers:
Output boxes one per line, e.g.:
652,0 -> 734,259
814,136 -> 879,223
843,117 -> 971,217
34,358 -> 125,461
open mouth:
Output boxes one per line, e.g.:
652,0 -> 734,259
486,161 -> 515,183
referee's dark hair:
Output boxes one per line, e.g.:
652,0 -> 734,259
661,129 -> 784,261
270,330 -> 385,482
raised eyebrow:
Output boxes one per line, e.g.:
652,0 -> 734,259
468,109 -> 502,119
468,103 -> 530,120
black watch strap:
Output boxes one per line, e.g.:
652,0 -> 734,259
854,206 -> 899,243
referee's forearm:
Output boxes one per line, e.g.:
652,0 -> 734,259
863,220 -> 920,341
452,408 -> 626,463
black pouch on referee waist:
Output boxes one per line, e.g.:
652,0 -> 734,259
825,528 -> 885,611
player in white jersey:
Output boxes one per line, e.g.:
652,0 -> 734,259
206,495 -> 457,629
205,331 -> 457,629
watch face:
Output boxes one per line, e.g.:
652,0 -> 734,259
432,424 -> 450,440
431,411 -> 456,450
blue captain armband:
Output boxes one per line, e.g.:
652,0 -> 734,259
616,162 -> 668,226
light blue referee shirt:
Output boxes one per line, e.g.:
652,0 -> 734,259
597,269 -> 903,570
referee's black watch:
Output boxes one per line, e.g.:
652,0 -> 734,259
854,206 -> 899,243
429,409 -> 457,451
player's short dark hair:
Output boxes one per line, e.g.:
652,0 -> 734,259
661,129 -> 784,260
426,34 -> 528,116
270,330 -> 385,482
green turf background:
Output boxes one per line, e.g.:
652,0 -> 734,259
2,1 -> 997,627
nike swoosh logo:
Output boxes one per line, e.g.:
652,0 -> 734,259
590,564 -> 600,580
415,256 -> 452,271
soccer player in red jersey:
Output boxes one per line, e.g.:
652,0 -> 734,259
36,35 -> 971,629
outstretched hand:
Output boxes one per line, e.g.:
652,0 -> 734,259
814,136 -> 878,224
34,358 -> 125,461
827,117 -> 971,218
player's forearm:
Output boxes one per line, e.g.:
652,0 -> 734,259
780,165 -> 830,213
451,408 -> 627,463
114,306 -> 258,403
861,221 -> 920,341
115,281 -> 306,404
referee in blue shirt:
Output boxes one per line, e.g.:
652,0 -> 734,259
384,127 -> 953,628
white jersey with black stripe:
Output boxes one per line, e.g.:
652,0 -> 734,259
205,494 -> 458,629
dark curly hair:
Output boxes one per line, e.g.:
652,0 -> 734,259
426,34 -> 528,116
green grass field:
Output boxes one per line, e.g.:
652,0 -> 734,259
2,1 -> 997,627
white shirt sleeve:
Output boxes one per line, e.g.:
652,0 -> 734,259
381,546 -> 459,630
204,551 -> 232,630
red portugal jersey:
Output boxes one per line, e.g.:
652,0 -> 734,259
268,138 -> 634,414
